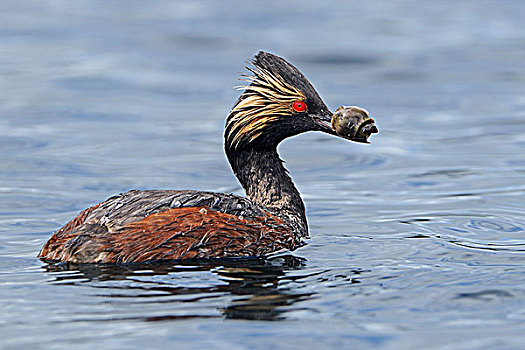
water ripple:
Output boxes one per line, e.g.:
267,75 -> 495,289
396,211 -> 525,252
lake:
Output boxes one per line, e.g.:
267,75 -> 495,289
1,1 -> 524,349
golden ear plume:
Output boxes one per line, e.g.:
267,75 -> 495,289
225,65 -> 306,150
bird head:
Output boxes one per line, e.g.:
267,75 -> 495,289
224,51 -> 377,152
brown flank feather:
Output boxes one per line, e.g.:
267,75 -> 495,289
39,206 -> 297,263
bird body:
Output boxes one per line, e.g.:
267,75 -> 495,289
40,190 -> 300,263
39,51 -> 377,264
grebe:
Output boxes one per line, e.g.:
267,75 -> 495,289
39,51 -> 378,263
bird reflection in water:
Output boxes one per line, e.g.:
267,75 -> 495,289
42,255 -> 314,321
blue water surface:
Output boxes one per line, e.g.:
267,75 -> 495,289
1,1 -> 524,349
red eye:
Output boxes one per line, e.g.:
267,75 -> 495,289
292,101 -> 307,113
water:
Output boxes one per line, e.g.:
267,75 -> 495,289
1,1 -> 524,349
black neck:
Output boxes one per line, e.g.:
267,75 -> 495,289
226,147 -> 308,237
